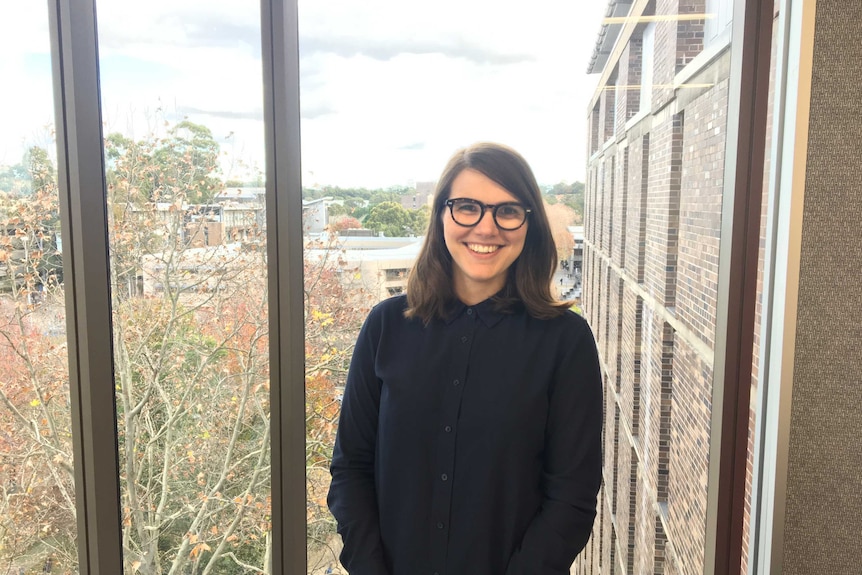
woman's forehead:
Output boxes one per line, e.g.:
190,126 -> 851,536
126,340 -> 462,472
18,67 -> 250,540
449,169 -> 520,203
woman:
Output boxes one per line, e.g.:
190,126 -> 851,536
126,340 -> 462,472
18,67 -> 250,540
328,143 -> 603,575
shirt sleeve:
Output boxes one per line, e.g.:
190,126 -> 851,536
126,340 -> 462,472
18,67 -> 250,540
327,309 -> 391,575
505,320 -> 604,575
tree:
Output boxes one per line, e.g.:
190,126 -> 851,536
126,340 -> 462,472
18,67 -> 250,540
545,202 -> 577,264
544,181 -> 585,221
327,203 -> 348,217
0,123 -> 377,575
302,235 -> 374,571
0,146 -> 56,197
328,215 -> 362,233
105,120 -> 222,206
410,206 -> 430,236
364,202 -> 424,237
0,162 -> 29,195
0,154 -> 76,574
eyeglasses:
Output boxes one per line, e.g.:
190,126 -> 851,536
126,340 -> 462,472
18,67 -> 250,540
445,198 -> 531,231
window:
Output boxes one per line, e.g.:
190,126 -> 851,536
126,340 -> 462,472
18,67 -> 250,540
0,4 -> 77,573
4,0 -> 811,573
641,22 -> 656,113
578,0 -> 766,572
706,0 -> 734,46
94,2 -> 272,573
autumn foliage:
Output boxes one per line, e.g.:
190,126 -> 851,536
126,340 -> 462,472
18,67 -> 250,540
0,130 -> 374,574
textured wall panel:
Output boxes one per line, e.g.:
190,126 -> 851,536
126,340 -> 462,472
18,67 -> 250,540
783,0 -> 862,573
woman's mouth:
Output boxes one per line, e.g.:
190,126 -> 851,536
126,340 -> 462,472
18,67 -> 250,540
466,243 -> 500,254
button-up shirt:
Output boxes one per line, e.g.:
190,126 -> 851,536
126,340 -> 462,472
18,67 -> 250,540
328,294 -> 603,575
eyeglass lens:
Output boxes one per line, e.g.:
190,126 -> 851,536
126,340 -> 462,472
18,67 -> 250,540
449,199 -> 526,230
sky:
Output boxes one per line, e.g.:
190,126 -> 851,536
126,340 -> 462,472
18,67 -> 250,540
0,0 -> 609,189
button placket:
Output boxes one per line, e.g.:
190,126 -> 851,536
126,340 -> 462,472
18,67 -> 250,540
430,310 -> 478,574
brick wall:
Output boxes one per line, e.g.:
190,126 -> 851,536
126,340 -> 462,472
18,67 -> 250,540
591,104 -> 601,156
577,1 -> 733,573
653,0 -> 679,111
623,135 -> 649,282
603,69 -> 618,143
606,272 -> 623,392
643,116 -> 682,308
667,338 -> 712,573
676,81 -> 728,349
619,287 -> 640,429
604,155 -> 617,261
677,0 -> 706,71
612,148 -> 628,268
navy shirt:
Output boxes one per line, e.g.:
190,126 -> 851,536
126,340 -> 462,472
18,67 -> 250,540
328,294 -> 603,575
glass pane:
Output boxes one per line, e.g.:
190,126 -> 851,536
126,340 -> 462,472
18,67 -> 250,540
95,2 -> 270,573
579,2 -> 737,574
299,1 -> 608,572
0,4 -> 78,573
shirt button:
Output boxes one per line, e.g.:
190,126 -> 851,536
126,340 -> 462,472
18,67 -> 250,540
461,336 -> 468,343
441,473 -> 448,481
467,308 -> 473,315
437,522 -> 445,529
453,379 -> 460,386
444,425 -> 452,433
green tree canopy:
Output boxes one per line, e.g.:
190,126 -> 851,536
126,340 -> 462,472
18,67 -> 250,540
0,146 -> 56,196
543,180 -> 585,219
105,121 -> 222,205
363,201 -> 420,237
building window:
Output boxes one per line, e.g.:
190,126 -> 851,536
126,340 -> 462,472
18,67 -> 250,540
640,22 -> 656,114
705,0 -> 733,46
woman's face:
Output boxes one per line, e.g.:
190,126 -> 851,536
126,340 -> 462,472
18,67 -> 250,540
442,168 -> 528,305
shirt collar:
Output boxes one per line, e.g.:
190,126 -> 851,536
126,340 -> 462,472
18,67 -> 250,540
445,296 -> 508,328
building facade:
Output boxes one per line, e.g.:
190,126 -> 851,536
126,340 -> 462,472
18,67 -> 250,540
577,1 -> 756,574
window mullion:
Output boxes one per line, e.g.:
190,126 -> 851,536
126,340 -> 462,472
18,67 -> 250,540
261,0 -> 307,572
705,0 -> 776,573
48,0 -> 124,574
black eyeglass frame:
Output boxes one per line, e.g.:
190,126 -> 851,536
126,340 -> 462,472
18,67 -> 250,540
444,198 -> 532,231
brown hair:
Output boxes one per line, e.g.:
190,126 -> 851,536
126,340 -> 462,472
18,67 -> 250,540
405,142 -> 570,322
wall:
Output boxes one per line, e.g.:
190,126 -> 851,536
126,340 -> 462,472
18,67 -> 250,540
781,0 -> 862,572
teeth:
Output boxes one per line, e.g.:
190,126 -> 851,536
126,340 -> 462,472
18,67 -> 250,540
467,244 -> 499,254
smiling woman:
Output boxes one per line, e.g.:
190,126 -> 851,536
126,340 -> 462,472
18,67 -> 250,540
327,143 -> 603,575
0,0 -> 834,574
443,170 -> 531,305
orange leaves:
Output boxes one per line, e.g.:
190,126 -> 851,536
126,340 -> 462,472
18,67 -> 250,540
232,493 -> 255,506
189,541 -> 211,559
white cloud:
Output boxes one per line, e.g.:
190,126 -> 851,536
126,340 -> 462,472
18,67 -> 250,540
1,0 -> 608,186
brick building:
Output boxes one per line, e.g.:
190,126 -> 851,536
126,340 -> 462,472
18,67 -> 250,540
577,1 -> 750,574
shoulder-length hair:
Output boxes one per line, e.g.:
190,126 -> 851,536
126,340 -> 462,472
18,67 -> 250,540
405,142 -> 570,322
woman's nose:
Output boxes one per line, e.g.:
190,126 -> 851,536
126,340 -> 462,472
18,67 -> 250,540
474,208 -> 499,234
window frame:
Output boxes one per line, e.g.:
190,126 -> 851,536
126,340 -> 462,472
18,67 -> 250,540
48,0 -> 306,573
46,0 -> 776,573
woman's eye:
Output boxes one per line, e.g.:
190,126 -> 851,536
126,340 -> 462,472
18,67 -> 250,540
498,206 -> 521,218
457,203 -> 480,214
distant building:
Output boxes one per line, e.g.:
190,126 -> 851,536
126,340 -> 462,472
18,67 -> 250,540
400,181 -> 435,210
302,197 -> 331,234
568,224 -> 585,274
139,242 -> 262,303
215,187 -> 265,204
305,235 -> 422,301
